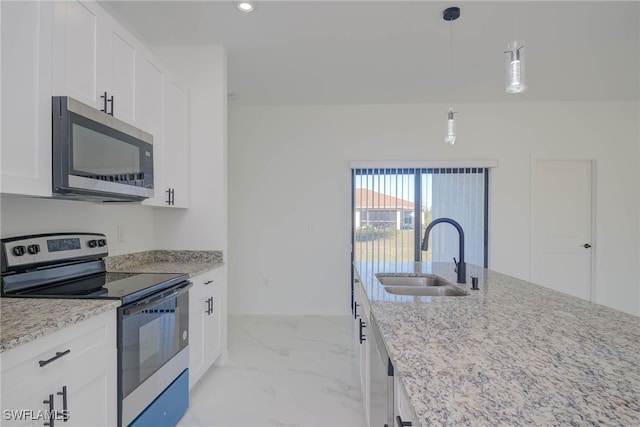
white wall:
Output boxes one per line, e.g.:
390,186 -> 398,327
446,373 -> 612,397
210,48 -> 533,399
152,45 -> 228,253
0,196 -> 156,255
228,101 -> 640,316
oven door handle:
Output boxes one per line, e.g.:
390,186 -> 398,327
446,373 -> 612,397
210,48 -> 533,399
123,282 -> 192,316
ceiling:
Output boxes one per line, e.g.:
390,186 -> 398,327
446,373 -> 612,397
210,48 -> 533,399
101,1 -> 640,106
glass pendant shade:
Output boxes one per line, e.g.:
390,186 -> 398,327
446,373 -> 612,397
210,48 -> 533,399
445,108 -> 456,145
505,41 -> 527,94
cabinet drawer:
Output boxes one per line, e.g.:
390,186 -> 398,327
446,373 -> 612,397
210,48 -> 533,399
1,310 -> 115,394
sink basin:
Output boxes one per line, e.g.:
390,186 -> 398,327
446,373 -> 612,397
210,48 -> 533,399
376,274 -> 449,287
383,286 -> 467,297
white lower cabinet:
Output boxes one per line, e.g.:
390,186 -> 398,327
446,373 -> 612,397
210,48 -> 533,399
355,274 -> 419,427
0,309 -> 117,427
394,376 -> 419,427
353,278 -> 371,425
189,267 -> 227,388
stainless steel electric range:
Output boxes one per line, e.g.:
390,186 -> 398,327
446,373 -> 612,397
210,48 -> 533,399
1,233 -> 191,427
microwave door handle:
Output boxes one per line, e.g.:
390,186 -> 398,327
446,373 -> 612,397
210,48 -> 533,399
123,282 -> 192,316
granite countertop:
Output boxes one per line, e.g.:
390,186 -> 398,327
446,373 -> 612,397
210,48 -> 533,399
105,249 -> 224,277
356,261 -> 640,426
0,298 -> 120,353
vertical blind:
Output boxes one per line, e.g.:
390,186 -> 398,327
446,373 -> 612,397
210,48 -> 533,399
352,167 -> 488,267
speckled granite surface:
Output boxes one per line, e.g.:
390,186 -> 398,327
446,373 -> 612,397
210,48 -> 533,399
0,298 -> 120,353
356,261 -> 640,426
105,250 -> 223,277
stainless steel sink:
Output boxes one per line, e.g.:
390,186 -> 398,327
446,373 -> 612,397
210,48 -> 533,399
383,286 -> 467,297
376,274 -> 449,287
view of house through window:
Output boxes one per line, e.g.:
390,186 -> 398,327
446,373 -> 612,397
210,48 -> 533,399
352,168 -> 488,267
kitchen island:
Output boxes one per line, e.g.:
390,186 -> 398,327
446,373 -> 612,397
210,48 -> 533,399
356,261 -> 640,426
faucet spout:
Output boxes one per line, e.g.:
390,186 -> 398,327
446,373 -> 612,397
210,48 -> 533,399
421,218 -> 466,284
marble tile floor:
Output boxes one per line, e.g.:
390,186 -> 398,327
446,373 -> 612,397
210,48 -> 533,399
178,315 -> 367,427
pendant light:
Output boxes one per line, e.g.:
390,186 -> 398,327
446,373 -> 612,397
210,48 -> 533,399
443,7 -> 460,145
505,41 -> 527,93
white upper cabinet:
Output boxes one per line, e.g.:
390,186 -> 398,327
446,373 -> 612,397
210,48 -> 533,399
51,1 -> 98,107
139,64 -> 190,209
52,0 -> 137,123
98,21 -> 137,123
0,1 -> 53,197
138,56 -> 166,207
162,78 -> 190,208
2,0 -> 189,204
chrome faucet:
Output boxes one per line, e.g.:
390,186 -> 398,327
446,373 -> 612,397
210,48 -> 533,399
421,218 -> 466,284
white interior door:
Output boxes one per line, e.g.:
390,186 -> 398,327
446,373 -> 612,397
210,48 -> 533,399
531,159 -> 593,301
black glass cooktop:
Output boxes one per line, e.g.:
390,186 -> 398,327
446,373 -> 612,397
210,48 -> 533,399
3,271 -> 189,305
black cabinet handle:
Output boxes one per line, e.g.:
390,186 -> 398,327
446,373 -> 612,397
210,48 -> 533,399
354,302 -> 359,319
206,297 -> 214,315
583,243 -> 592,248
359,319 -> 366,344
57,386 -> 69,422
39,349 -> 71,367
43,394 -> 55,427
100,91 -> 108,114
396,416 -> 412,427
99,92 -> 114,116
166,188 -> 175,205
204,280 -> 214,285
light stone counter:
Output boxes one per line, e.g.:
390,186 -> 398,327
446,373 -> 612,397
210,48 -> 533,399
356,261 -> 640,426
106,250 -> 223,277
0,298 -> 120,352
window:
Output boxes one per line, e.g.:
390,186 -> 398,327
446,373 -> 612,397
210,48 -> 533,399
352,167 -> 489,267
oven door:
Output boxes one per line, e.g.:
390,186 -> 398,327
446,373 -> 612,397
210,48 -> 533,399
119,281 -> 191,427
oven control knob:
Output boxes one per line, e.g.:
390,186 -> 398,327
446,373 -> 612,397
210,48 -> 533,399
87,240 -> 98,248
97,239 -> 107,247
12,245 -> 26,256
27,244 -> 40,255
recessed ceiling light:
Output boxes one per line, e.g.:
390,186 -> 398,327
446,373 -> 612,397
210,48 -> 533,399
236,1 -> 255,13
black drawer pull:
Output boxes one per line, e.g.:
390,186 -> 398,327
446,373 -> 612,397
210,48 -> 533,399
39,349 -> 71,367
359,319 -> 366,344
396,416 -> 412,427
354,302 -> 360,319
204,280 -> 214,285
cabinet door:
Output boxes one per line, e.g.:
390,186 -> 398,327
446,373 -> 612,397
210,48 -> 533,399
1,1 -> 52,197
64,349 -> 117,427
188,268 -> 225,388
52,0 -> 99,107
163,78 -> 190,208
203,269 -> 224,366
394,376 -> 419,427
138,56 -> 166,207
97,20 -> 136,123
188,277 -> 207,388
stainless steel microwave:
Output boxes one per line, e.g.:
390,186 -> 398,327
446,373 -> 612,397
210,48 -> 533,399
52,96 -> 154,202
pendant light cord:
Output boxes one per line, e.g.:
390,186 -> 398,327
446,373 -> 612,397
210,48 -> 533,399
449,19 -> 453,106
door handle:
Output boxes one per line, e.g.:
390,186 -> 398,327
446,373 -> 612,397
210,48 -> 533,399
583,243 -> 592,248
43,394 -> 55,427
57,386 -> 69,422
